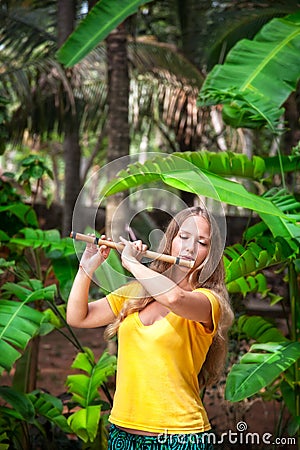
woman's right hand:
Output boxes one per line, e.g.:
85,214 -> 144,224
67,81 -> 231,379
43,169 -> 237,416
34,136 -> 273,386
79,234 -> 111,276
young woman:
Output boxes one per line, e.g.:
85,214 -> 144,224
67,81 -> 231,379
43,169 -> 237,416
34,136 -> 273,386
67,206 -> 234,450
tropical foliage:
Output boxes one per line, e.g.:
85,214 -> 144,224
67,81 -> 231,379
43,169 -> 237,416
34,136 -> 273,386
198,12 -> 300,130
0,173 -> 118,449
66,349 -> 116,443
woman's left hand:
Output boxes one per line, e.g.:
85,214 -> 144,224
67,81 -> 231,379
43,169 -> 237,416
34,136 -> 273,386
119,237 -> 147,270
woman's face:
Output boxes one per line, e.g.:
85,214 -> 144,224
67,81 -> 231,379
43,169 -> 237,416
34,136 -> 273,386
171,215 -> 210,270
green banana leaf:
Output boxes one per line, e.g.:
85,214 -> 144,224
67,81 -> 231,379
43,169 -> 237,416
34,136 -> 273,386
28,391 -> 71,433
206,6 -> 300,70
198,12 -> 300,129
66,348 -> 116,443
10,228 -> 75,257
224,237 -> 296,285
161,169 -> 280,214
0,204 -> 38,227
102,153 -> 284,216
51,255 -> 78,302
226,273 -> 269,297
243,189 -> 300,244
264,153 -> 300,176
68,405 -> 101,443
0,386 -> 35,422
259,211 -> 300,239
173,151 -> 266,180
1,281 -> 57,303
103,151 -> 300,193
0,388 -> 72,433
0,284 -> 56,374
67,349 -> 116,406
238,315 -> 288,343
161,169 -> 300,241
9,228 -> 80,301
225,341 -> 300,402
103,151 -> 266,194
243,221 -> 268,241
57,0 -> 154,67
102,152 -> 300,242
262,188 -> 300,215
259,189 -> 300,240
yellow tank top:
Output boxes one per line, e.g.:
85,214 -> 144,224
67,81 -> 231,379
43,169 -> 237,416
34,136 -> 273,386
106,282 -> 220,434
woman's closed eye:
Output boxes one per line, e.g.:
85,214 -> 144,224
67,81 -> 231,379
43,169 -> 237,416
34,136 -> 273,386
179,234 -> 188,240
179,234 -> 208,246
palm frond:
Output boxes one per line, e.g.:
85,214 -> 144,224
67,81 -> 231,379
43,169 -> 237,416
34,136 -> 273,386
127,39 -> 205,147
1,53 -> 108,140
129,38 -> 204,86
0,6 -> 56,64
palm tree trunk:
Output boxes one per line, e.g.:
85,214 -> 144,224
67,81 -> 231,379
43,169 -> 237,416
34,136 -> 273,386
105,24 -> 130,240
57,0 -> 82,236
62,124 -> 81,235
57,0 -> 76,47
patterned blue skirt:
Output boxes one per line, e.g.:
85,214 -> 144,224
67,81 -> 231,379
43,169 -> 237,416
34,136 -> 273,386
108,424 -> 215,449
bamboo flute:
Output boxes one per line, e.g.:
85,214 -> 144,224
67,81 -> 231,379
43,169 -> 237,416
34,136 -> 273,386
70,231 -> 194,269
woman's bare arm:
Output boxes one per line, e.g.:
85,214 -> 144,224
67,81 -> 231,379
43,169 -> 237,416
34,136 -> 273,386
66,236 -> 116,328
66,269 -> 115,328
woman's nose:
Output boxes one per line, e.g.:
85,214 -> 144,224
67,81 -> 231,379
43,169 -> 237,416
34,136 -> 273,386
184,238 -> 195,253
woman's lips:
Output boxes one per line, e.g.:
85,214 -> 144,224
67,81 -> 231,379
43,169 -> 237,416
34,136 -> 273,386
179,255 -> 194,261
